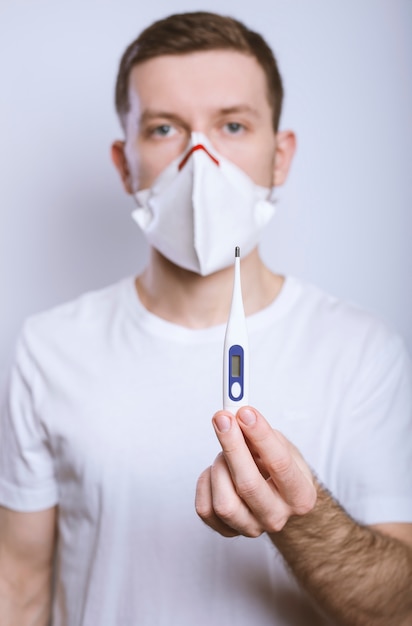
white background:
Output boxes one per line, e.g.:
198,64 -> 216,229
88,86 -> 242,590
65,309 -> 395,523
0,0 -> 411,396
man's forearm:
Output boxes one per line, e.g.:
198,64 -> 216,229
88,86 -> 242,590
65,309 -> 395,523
270,483 -> 412,626
0,576 -> 52,626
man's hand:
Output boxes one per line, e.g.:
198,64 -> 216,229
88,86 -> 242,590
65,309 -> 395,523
195,406 -> 317,537
196,406 -> 412,626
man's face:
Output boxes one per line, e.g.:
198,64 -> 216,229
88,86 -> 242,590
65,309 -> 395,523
114,50 -> 287,192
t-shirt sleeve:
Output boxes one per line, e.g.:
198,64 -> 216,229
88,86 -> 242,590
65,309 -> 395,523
336,330 -> 412,525
0,325 -> 59,511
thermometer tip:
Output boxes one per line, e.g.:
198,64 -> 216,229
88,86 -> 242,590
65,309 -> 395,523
235,246 -> 240,258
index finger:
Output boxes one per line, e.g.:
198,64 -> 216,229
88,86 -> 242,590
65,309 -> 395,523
212,410 -> 287,520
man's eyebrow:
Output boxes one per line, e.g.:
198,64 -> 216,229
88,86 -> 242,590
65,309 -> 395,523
218,105 -> 260,117
139,105 -> 260,125
139,110 -> 184,125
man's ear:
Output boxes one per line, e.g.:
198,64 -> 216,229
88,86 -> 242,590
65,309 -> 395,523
111,140 -> 134,194
273,130 -> 297,187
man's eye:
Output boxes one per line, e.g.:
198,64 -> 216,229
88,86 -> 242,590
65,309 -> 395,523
224,122 -> 244,134
152,124 -> 175,137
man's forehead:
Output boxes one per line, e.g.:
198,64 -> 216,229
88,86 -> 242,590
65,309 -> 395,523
127,50 -> 268,111
129,48 -> 260,75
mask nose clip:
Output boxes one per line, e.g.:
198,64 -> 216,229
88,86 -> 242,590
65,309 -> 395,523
178,143 -> 220,171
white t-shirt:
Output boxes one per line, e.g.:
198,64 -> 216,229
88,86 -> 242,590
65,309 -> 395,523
1,276 -> 411,626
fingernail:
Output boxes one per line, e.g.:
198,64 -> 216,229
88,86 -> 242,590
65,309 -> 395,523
238,407 -> 256,426
213,414 -> 231,433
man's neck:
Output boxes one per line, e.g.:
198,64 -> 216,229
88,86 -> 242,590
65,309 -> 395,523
135,247 -> 284,329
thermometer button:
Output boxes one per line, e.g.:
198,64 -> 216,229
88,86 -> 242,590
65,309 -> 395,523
231,381 -> 242,399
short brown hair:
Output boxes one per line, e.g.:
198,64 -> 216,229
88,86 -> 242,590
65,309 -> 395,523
115,12 -> 284,131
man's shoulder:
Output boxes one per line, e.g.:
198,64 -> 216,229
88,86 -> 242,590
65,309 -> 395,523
287,276 -> 407,362
20,277 -> 133,351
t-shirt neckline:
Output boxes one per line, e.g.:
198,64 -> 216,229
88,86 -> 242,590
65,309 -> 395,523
123,274 -> 302,343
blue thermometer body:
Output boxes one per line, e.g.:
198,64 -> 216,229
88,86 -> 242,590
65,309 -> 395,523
223,247 -> 249,414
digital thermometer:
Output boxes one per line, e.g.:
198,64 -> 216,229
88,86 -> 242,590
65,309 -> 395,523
223,246 -> 249,414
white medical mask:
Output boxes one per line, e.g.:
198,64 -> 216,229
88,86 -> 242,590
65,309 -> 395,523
132,132 -> 276,275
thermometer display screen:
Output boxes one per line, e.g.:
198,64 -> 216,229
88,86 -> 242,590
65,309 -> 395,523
231,355 -> 241,378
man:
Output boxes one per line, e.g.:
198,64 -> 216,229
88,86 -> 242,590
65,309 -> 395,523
0,11 -> 411,626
